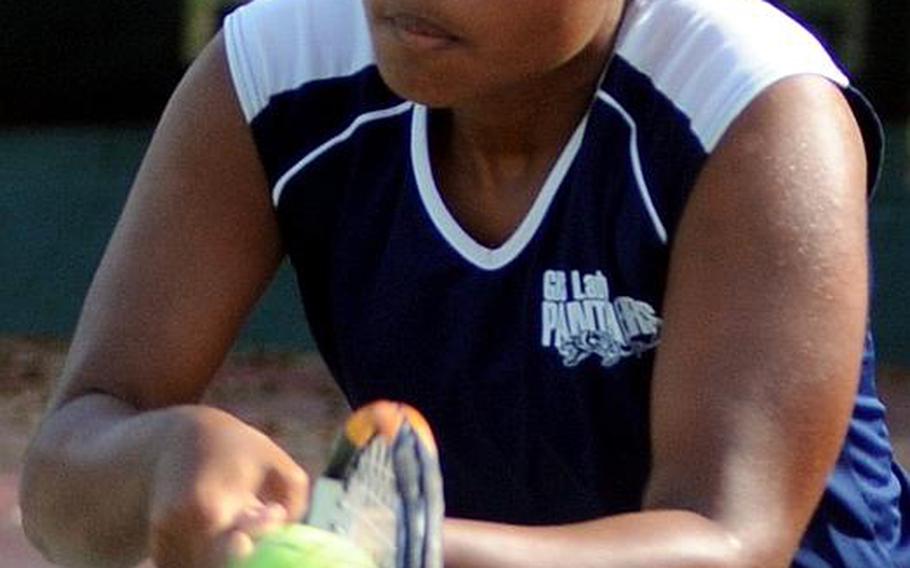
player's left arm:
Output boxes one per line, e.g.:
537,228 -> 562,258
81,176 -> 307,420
443,74 -> 869,567
642,72 -> 869,564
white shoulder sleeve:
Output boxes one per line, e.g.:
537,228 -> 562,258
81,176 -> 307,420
617,0 -> 849,152
223,0 -> 375,122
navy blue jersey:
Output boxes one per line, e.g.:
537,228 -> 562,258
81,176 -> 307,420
225,0 -> 909,563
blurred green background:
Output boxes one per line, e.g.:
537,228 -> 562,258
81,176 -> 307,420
1,0 -> 908,362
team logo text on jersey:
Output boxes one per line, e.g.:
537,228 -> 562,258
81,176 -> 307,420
541,270 -> 662,368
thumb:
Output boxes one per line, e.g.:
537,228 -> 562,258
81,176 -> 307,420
215,501 -> 290,567
220,529 -> 256,567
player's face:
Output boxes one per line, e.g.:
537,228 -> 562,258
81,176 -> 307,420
364,0 -> 621,107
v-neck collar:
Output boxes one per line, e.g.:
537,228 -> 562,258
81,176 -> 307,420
410,104 -> 590,271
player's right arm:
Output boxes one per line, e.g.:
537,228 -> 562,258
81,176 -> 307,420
20,34 -> 309,568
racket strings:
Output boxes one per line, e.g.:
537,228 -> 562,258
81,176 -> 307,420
311,405 -> 443,568
342,439 -> 403,566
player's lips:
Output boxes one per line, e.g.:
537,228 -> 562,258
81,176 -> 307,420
384,12 -> 460,49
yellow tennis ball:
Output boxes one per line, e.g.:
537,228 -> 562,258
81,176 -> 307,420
230,524 -> 377,568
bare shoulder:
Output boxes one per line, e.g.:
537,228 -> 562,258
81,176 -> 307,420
708,74 -> 866,206
685,74 -> 869,275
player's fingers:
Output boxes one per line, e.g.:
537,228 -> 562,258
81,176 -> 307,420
149,493 -> 235,568
259,462 -> 309,521
221,529 -> 256,567
235,501 -> 288,539
215,503 -> 288,567
183,500 -> 285,568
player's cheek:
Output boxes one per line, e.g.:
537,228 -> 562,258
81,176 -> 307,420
474,20 -> 577,76
515,2 -> 614,66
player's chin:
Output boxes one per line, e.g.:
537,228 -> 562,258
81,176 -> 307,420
373,47 -> 474,108
378,69 -> 458,108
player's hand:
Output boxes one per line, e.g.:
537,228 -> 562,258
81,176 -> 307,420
146,406 -> 309,567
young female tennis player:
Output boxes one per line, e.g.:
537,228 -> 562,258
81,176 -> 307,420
20,0 -> 910,565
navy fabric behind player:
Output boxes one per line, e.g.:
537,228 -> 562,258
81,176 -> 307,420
224,0 -> 909,564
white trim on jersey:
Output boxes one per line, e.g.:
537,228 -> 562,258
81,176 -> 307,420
272,101 -> 415,206
225,0 -> 375,122
225,0 -> 857,250
616,0 -> 849,152
411,105 -> 590,272
596,91 -> 668,245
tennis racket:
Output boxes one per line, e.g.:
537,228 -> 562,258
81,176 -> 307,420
305,401 -> 444,568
